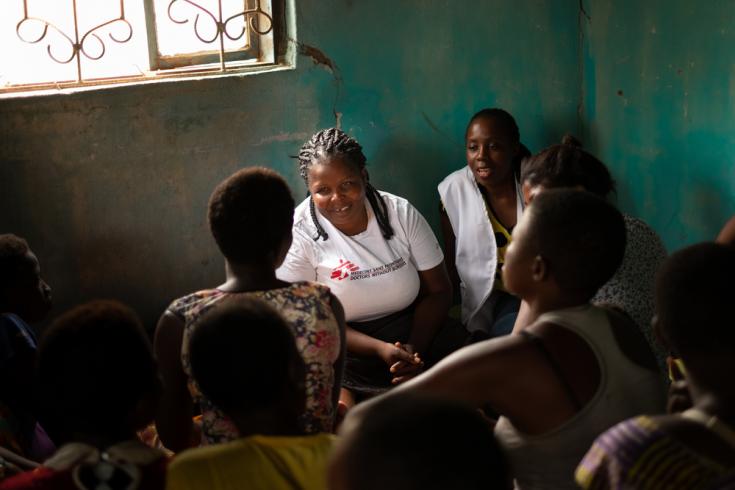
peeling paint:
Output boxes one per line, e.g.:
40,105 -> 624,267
296,42 -> 338,74
253,132 -> 311,146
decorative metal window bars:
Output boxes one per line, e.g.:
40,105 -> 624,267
14,0 -> 274,86
167,0 -> 273,71
16,0 -> 132,83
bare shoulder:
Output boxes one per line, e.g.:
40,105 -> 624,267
716,215 -> 735,246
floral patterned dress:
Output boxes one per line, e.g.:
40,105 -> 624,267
167,282 -> 341,444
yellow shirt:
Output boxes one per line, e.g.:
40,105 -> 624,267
483,204 -> 513,293
166,433 -> 335,490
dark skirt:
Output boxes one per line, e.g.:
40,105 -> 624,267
342,307 -> 467,398
342,307 -> 414,398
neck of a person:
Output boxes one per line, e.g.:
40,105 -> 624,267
231,409 -> 304,439
522,290 -> 589,327
218,260 -> 287,293
685,358 -> 735,427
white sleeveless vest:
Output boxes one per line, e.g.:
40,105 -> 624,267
438,166 -> 523,325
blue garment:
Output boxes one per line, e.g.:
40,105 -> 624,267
0,313 -> 37,369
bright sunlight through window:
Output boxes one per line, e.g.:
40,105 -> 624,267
0,0 -> 276,92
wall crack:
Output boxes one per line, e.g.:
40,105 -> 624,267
577,0 -> 591,139
291,39 -> 343,128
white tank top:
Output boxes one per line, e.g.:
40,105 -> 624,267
494,305 -> 666,490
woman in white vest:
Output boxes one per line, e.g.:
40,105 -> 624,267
277,128 -> 462,406
438,108 -> 530,340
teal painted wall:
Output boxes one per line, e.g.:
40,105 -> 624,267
581,0 -> 735,249
0,1 -> 580,329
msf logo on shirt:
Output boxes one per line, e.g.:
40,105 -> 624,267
331,259 -> 360,281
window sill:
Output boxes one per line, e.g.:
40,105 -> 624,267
0,56 -> 296,100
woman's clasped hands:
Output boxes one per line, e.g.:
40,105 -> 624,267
379,341 -> 424,385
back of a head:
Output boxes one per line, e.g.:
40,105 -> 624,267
655,242 -> 735,359
331,394 -> 508,490
521,135 -> 615,198
38,300 -> 158,438
528,189 -> 626,299
0,234 -> 30,303
189,298 -> 304,417
208,167 -> 295,264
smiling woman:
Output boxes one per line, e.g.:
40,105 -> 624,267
277,128 -> 464,405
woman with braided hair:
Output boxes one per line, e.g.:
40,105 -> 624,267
277,128 -> 459,406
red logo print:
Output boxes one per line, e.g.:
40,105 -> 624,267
330,259 -> 360,281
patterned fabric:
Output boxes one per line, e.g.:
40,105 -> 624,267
167,282 -> 341,443
592,214 -> 668,376
576,415 -> 735,489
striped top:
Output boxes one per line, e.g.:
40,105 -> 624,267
576,415 -> 735,489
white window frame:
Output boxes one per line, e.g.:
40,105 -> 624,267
0,0 -> 295,97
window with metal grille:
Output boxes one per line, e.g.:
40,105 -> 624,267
0,0 -> 286,94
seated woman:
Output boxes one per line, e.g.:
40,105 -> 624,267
276,128 -> 455,403
0,234 -> 55,472
438,108 -> 531,340
381,190 -> 666,489
154,167 -> 345,452
515,135 -> 669,377
577,243 -> 735,489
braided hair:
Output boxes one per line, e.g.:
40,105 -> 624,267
298,128 -> 394,241
467,108 -> 530,178
520,134 -> 616,198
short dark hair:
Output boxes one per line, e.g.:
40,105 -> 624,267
208,167 -> 295,264
655,242 -> 735,356
297,128 -> 394,241
466,108 -> 531,176
527,189 -> 626,299
0,234 -> 30,294
189,298 -> 303,416
38,300 -> 158,435
336,394 -> 508,490
521,135 -> 616,198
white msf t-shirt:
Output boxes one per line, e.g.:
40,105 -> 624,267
276,191 -> 444,322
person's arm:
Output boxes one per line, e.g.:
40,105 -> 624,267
439,203 -> 461,299
353,333 -> 541,425
0,446 -> 39,471
408,262 -> 452,355
716,215 -> 735,246
328,293 -> 347,425
153,312 -> 199,452
344,326 -> 417,366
